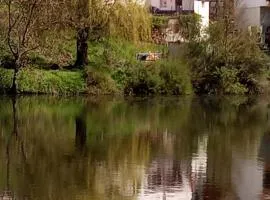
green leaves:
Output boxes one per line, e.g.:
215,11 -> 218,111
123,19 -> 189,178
186,21 -> 267,94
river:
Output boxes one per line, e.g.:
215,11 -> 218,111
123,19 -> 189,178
0,95 -> 269,200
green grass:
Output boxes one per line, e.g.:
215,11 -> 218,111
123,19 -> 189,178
0,68 -> 86,94
0,38 -> 191,96
86,38 -> 191,95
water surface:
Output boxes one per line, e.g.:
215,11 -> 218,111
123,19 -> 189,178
0,96 -> 269,200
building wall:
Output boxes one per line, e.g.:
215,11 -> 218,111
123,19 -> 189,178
151,0 -> 161,9
237,0 -> 268,8
194,0 -> 210,28
261,7 -> 270,28
150,0 -> 194,11
209,0 -> 235,20
151,0 -> 176,10
182,0 -> 194,10
236,7 -> 261,28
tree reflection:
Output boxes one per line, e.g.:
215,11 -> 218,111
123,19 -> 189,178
0,97 -> 18,199
75,109 -> 87,152
0,96 -> 268,200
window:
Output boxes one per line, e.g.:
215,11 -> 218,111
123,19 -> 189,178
160,0 -> 167,8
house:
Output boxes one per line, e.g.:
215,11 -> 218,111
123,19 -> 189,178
150,0 -> 194,14
194,0 -> 210,28
194,0 -> 235,28
194,0 -> 270,46
236,0 -> 270,46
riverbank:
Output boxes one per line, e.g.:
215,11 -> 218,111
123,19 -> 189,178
1,23 -> 269,96
0,62 -> 192,95
0,38 -> 192,95
0,68 -> 86,94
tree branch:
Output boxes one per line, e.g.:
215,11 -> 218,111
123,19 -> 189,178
21,0 -> 39,46
5,0 -> 18,57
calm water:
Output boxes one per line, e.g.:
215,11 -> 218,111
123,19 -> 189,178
0,96 -> 270,200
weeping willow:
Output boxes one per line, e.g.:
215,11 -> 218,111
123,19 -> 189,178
39,0 -> 152,42
107,1 -> 152,42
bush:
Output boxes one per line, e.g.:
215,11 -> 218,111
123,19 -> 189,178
0,68 -> 13,93
159,60 -> 192,95
216,67 -> 247,94
152,16 -> 168,29
178,14 -> 201,41
122,59 -> 192,95
123,64 -> 162,95
85,67 -> 119,95
185,21 -> 267,94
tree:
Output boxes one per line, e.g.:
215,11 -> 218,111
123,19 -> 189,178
1,0 -> 44,94
186,20 -> 266,94
74,0 -> 110,68
74,0 -> 90,67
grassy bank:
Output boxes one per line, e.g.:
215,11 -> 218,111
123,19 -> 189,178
0,68 -> 86,94
0,38 -> 192,95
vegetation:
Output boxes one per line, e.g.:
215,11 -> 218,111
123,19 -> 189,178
86,39 -> 191,95
122,60 -> 192,95
0,68 -> 86,94
178,14 -> 201,41
182,18 -> 268,94
152,15 -> 168,29
0,95 -> 268,199
0,0 -> 49,93
0,0 -> 269,96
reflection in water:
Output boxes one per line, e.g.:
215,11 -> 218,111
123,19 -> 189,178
0,96 -> 269,199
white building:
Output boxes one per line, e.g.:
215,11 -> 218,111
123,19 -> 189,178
194,0 -> 210,28
150,0 -> 194,12
236,0 -> 270,45
194,0 -> 270,45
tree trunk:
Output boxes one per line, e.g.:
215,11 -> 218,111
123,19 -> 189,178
75,114 -> 87,151
75,27 -> 89,67
75,0 -> 90,68
11,65 -> 19,94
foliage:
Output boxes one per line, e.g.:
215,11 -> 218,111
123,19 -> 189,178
178,14 -> 201,41
185,20 -> 267,94
0,68 -> 13,93
29,31 -> 76,68
152,15 -> 168,29
159,60 -> 192,94
0,0 -> 49,62
89,38 -> 164,67
0,68 -> 86,94
216,67 -> 247,94
108,2 -> 152,42
86,38 -> 191,96
85,66 -> 119,95
122,60 -> 192,95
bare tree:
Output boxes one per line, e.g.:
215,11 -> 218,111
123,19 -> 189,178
0,0 -> 44,94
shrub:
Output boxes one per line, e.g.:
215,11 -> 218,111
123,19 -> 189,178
185,21 -> 267,94
0,68 -> 13,93
178,14 -> 201,41
216,67 -> 247,94
124,64 -> 162,95
152,16 -> 168,29
123,59 -> 192,95
159,60 -> 192,95
85,67 -> 119,95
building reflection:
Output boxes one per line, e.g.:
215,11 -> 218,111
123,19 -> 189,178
0,96 -> 269,200
259,132 -> 270,199
138,135 -> 208,200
